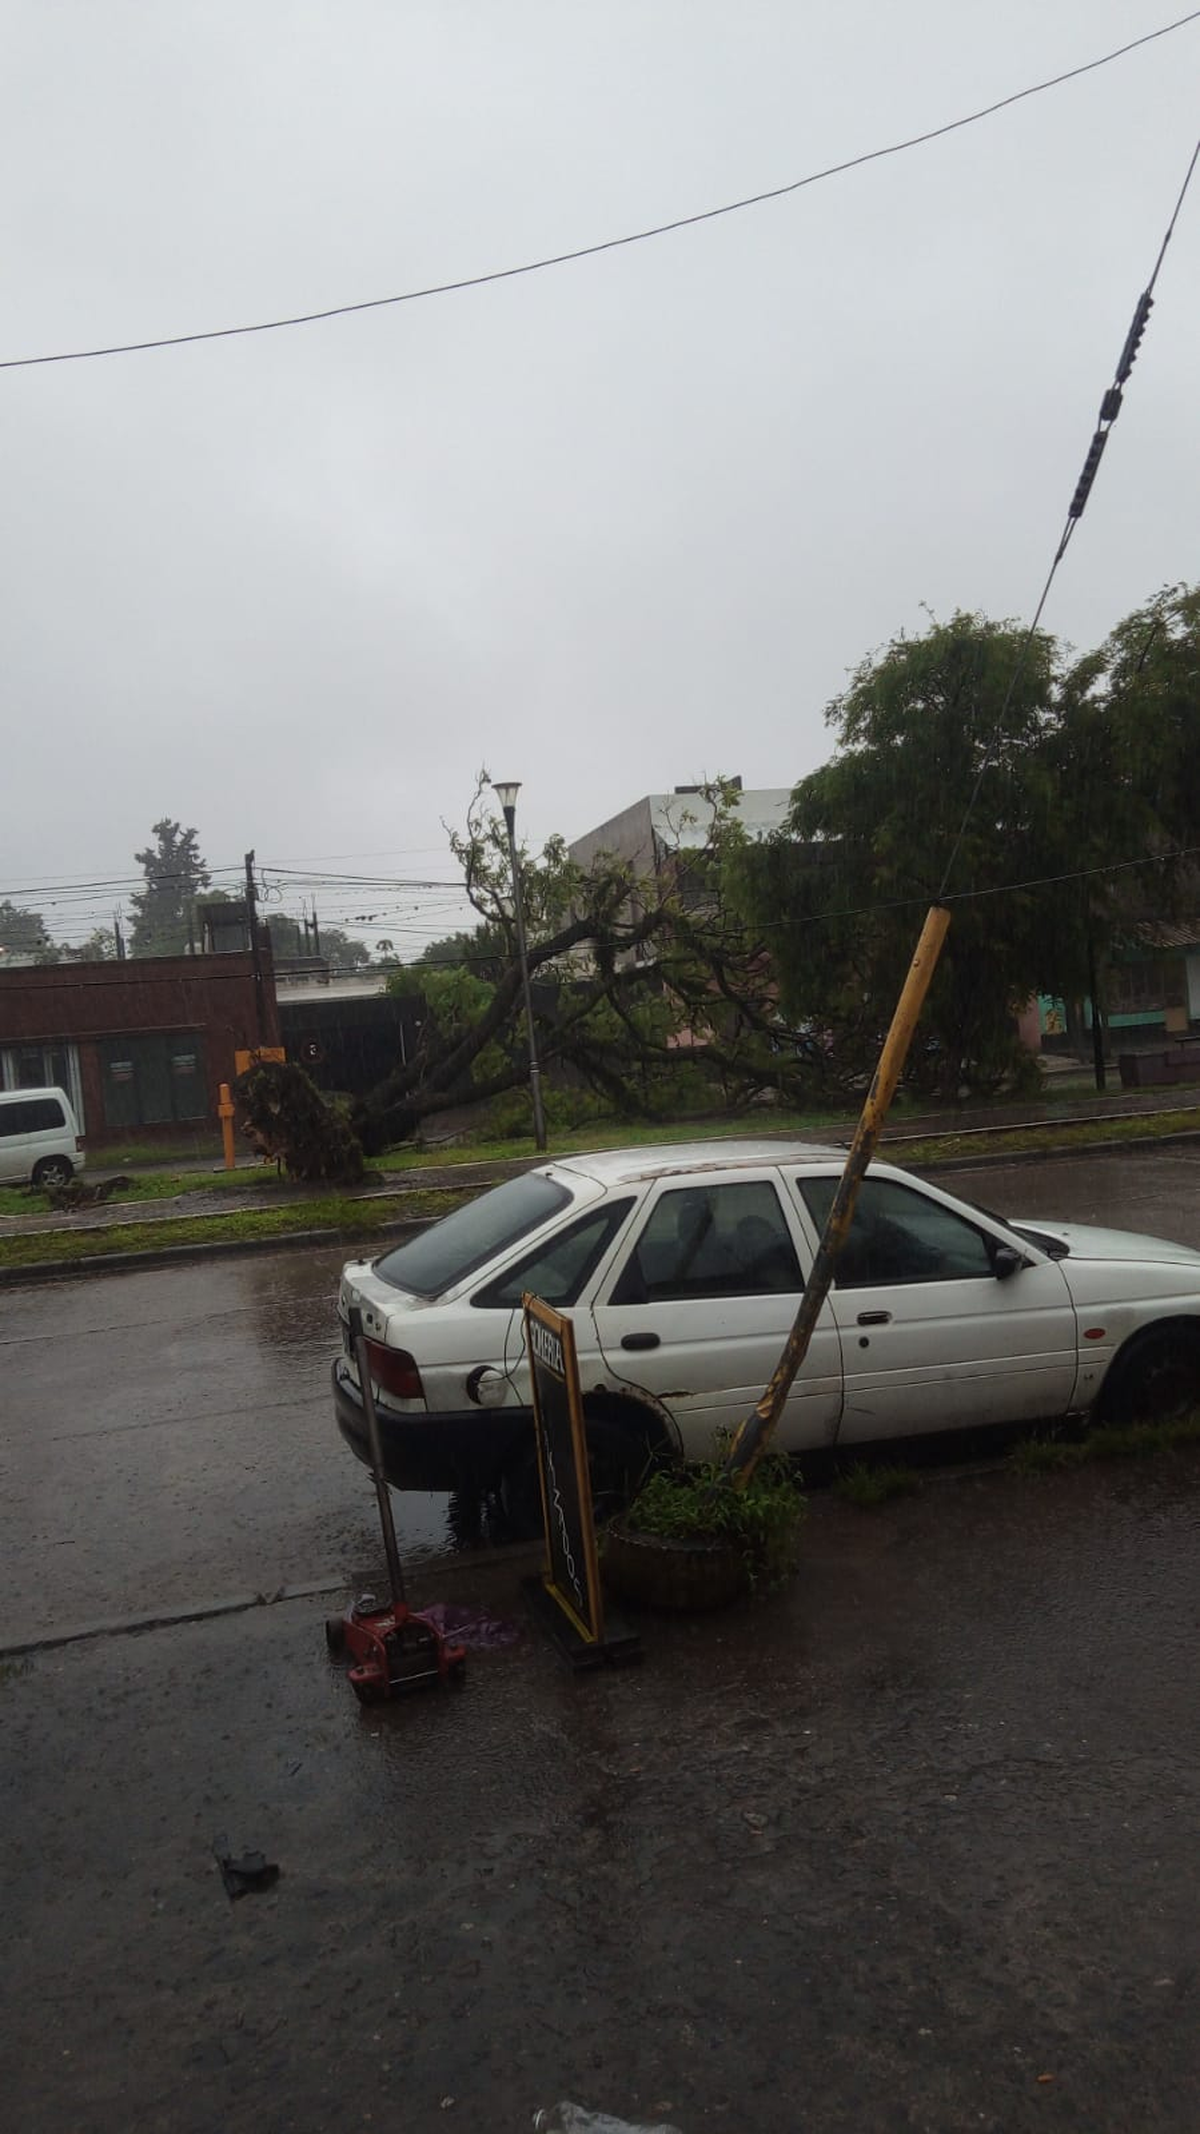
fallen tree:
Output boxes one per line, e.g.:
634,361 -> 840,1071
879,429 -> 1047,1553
351,774 -> 838,1151
235,1059 -> 366,1183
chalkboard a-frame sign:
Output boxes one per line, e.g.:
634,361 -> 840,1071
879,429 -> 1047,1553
522,1294 -> 605,1648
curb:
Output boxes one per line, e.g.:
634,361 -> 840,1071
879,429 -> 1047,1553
0,1214 -> 436,1288
906,1127 -> 1200,1176
0,1539 -> 546,1658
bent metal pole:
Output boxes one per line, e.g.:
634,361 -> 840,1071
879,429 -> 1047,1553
725,903 -> 952,1486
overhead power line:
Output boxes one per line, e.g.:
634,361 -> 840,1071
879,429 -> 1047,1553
750,841 -> 1200,939
3,10 -> 1198,373
936,129 -> 1200,900
4,838 -> 1196,968
260,865 -> 468,889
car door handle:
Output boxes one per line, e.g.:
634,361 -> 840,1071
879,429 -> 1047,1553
856,1310 -> 892,1326
620,1331 -> 661,1351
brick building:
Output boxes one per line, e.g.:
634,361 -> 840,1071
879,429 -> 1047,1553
0,951 -> 280,1145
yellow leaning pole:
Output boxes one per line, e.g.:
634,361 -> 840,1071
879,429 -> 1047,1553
725,902 -> 952,1486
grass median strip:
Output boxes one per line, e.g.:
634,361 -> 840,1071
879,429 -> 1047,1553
0,1188 -> 470,1271
889,1106 -> 1200,1167
0,1166 -> 292,1218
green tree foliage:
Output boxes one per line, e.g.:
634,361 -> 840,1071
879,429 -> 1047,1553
315,926 -> 373,972
0,900 -> 59,962
63,927 -> 117,962
728,613 -> 1069,1093
353,773 -> 820,1149
1055,582 -> 1200,895
417,922 -> 508,981
728,598 -> 1200,1096
129,820 -> 210,958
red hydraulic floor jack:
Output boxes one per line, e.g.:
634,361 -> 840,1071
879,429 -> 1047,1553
325,1309 -> 466,1705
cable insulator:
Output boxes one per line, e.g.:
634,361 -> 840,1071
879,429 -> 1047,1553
1068,428 -> 1108,519
1099,386 -> 1123,423
1115,290 -> 1154,384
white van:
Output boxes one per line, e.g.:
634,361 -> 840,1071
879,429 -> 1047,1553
0,1085 -> 85,1189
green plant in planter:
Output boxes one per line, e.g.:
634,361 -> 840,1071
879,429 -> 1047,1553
621,1455 -> 804,1593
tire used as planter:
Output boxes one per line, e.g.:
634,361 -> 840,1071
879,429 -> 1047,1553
601,1517 -> 750,1612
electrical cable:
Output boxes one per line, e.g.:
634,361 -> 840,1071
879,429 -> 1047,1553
748,840 -> 1200,938
2,11 -> 1197,372
935,131 -> 1200,901
259,865 -> 466,887
5,838 -> 1197,966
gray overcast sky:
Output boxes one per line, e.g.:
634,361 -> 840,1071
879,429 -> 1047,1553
3,1 -> 1198,951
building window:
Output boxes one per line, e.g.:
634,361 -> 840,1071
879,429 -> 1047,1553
1106,957 -> 1185,1018
99,1034 -> 207,1129
0,1041 -> 85,1128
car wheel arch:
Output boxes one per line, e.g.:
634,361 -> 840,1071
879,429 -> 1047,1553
494,1389 -> 676,1539
1095,1315 -> 1200,1421
582,1384 -> 680,1462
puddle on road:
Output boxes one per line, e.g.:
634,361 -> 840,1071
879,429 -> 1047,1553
352,1484 -> 521,1578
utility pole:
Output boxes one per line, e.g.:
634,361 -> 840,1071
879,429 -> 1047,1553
311,903 -> 322,958
245,849 -> 266,1045
113,908 -> 126,961
1086,932 -> 1107,1093
492,780 -> 547,1151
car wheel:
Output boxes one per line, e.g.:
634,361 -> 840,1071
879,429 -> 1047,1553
33,1155 -> 73,1191
584,1418 -> 658,1525
1097,1325 -> 1200,1425
498,1417 -> 659,1541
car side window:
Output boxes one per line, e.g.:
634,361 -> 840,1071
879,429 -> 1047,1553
472,1198 -> 635,1310
609,1181 -> 801,1305
0,1098 -> 62,1136
798,1176 -> 995,1287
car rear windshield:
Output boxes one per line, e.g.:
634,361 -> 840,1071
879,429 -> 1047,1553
373,1172 -> 573,1298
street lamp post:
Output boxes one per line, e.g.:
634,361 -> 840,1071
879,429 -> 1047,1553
492,780 -> 547,1152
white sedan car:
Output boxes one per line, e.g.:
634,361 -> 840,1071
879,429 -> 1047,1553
333,1139 -> 1200,1519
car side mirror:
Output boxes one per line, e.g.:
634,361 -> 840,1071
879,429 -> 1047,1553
992,1245 -> 1025,1280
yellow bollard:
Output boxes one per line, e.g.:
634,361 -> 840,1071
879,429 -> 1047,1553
218,1081 -> 236,1170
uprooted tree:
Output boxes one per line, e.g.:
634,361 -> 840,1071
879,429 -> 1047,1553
235,1059 -> 366,1183
350,773 -> 834,1152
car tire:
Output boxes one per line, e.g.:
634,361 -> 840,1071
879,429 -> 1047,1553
498,1414 -> 663,1541
1096,1323 -> 1200,1426
33,1155 -> 73,1191
583,1416 -> 660,1524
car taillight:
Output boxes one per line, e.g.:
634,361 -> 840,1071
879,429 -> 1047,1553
364,1337 -> 424,1402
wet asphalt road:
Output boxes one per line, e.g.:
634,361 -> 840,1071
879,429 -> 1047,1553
1,1147 -> 1199,2132
3,1144 -> 1200,1649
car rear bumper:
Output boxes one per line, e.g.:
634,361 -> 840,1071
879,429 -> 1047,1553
332,1358 -> 532,1494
